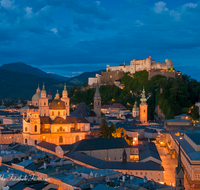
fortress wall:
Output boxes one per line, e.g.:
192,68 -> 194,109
151,62 -> 168,70
148,70 -> 182,80
100,71 -> 124,84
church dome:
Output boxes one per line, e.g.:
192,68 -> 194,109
49,99 -> 65,110
32,93 -> 41,101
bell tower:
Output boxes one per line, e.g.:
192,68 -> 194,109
94,82 -> 101,123
140,87 -> 148,123
39,83 -> 49,117
175,142 -> 185,190
132,100 -> 139,117
61,83 -> 70,116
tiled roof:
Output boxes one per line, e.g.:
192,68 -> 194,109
36,141 -> 57,152
102,103 -> 126,109
71,103 -> 96,117
185,133 -> 200,145
52,116 -> 90,124
74,138 -> 129,151
40,116 -> 90,124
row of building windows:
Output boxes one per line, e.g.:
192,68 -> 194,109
52,111 -> 65,116
195,174 -> 200,179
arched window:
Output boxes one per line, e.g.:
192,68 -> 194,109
35,125 -> 37,132
59,136 -> 63,143
52,111 -> 54,116
35,140 -> 37,144
25,127 -> 27,132
58,111 -> 60,116
59,127 -> 63,132
25,139 -> 27,144
75,135 -> 79,142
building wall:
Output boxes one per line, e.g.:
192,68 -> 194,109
144,132 -> 158,139
140,104 -> 148,123
80,148 -> 130,162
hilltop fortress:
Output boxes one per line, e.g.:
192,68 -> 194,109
88,57 -> 182,87
106,56 -> 173,73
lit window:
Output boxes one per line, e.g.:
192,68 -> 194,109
58,111 -> 60,116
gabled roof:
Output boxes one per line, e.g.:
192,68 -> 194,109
74,138 -> 129,151
139,142 -> 161,162
59,144 -> 73,151
52,116 -> 90,124
36,141 -> 57,152
71,103 -> 96,117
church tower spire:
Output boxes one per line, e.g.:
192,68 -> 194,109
55,90 -> 60,100
61,83 -> 70,116
94,82 -> 101,123
175,141 -> 184,190
139,87 -> 148,123
39,82 -> 49,117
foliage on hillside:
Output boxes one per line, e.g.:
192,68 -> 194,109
69,70 -> 200,119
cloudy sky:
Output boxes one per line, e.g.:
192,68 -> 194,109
0,0 -> 199,80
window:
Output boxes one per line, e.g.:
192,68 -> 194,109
109,157 -> 111,161
136,172 -> 138,175
158,172 -> 160,175
145,172 -> 147,175
34,125 -> 37,132
158,179 -> 160,181
25,127 -> 27,132
75,135 -> 79,142
52,111 -> 54,116
59,127 -> 63,132
66,102 -> 67,105
59,136 -> 63,143
141,172 -> 142,175
144,110 -> 145,113
63,111 -> 65,116
36,103 -> 37,105
25,139 -> 27,144
44,102 -> 46,105
35,140 -> 37,144
58,111 -> 60,116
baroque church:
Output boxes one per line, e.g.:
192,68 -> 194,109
23,83 -> 101,146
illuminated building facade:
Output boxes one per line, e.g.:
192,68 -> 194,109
140,88 -> 148,123
23,84 -> 90,146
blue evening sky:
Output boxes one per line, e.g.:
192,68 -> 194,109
0,0 -> 199,79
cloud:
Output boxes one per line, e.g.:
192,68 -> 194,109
0,0 -> 15,9
153,1 -> 168,13
50,28 -> 58,35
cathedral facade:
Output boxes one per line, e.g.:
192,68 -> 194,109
23,84 -> 91,146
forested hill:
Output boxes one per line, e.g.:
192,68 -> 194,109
69,70 -> 200,119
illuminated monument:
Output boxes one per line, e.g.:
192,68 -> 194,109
23,84 -> 90,146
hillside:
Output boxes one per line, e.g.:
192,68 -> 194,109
47,73 -> 70,81
68,70 -> 105,85
0,62 -> 52,78
0,69 -> 72,100
69,70 -> 200,119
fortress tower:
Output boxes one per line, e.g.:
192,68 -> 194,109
140,88 -> 148,123
94,83 -> 101,123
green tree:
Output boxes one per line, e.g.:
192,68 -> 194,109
98,118 -> 110,138
109,123 -> 116,137
83,82 -> 88,87
191,106 -> 199,120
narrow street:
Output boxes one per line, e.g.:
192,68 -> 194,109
156,145 -> 192,189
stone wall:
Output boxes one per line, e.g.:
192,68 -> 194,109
148,69 -> 182,80
100,71 -> 124,84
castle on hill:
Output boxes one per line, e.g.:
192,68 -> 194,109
88,56 -> 182,87
106,56 -> 173,74
23,83 -> 101,146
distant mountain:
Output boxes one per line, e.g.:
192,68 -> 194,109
47,73 -> 70,81
68,70 -> 106,85
0,62 -> 52,78
0,69 -> 73,100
